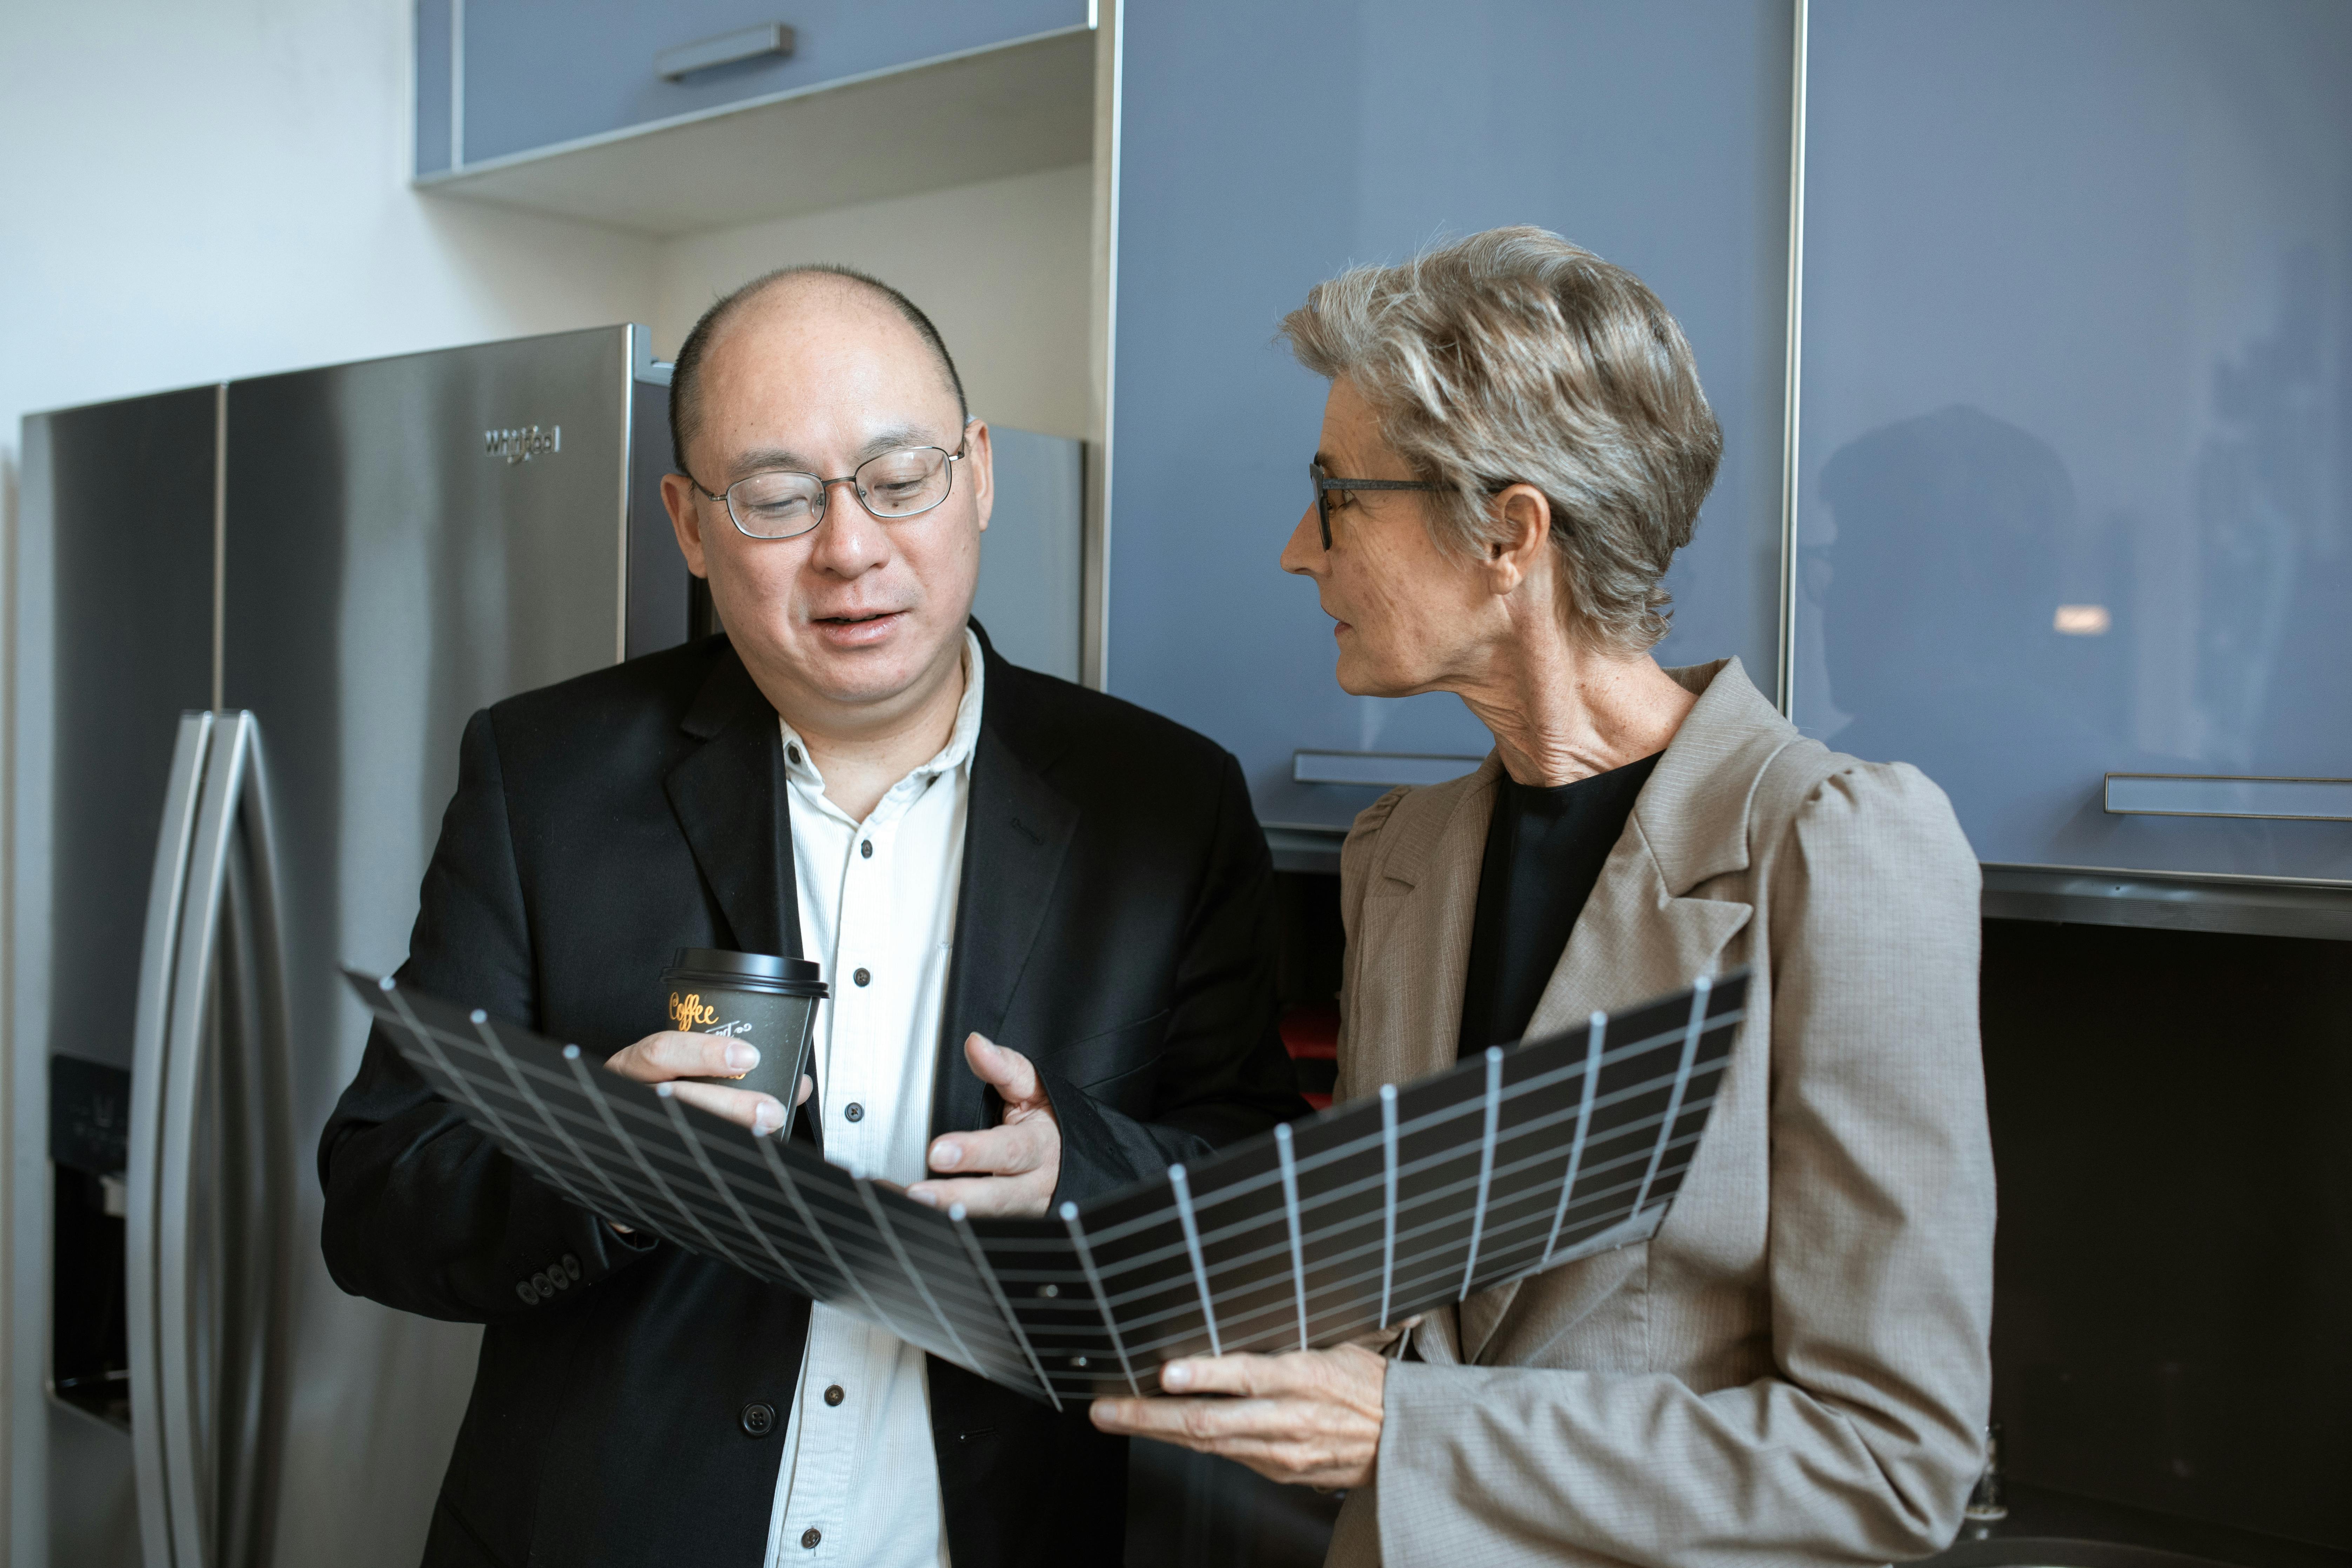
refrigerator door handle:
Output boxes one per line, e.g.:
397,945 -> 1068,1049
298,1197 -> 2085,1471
217,722 -> 295,1568
129,711 -> 294,1568
128,712 -> 218,1568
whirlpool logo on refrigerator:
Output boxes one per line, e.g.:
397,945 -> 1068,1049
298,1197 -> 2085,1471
484,424 -> 561,464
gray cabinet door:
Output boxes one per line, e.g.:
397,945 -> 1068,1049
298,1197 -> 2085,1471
425,0 -> 1088,172
1106,0 -> 1794,830
1794,0 -> 2352,879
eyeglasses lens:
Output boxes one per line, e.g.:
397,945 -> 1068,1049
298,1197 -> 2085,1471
855,447 -> 952,518
726,471 -> 826,538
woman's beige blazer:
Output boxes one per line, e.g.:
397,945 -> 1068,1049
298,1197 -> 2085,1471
1325,658 -> 1995,1568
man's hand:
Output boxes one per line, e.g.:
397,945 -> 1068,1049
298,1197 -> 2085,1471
603,1032 -> 812,1134
906,1033 -> 1059,1218
1088,1344 -> 1388,1491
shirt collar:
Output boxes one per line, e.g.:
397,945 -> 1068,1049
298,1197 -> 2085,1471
777,627 -> 986,795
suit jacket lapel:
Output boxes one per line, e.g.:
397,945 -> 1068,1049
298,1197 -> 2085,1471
662,644 -> 799,962
931,644 -> 1079,1138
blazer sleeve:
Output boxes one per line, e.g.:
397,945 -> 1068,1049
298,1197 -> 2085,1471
1372,763 -> 1996,1567
316,708 -> 653,1324
1042,750 -> 1312,1206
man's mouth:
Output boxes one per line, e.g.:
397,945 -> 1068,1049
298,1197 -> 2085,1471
812,608 -> 907,646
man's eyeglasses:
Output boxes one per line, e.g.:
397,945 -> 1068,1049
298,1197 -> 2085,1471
1309,462 -> 1510,549
688,430 -> 971,541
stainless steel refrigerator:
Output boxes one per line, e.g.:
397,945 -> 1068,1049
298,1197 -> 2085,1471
7,325 -> 1082,1568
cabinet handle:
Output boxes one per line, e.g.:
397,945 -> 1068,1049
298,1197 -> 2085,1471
1293,750 -> 1483,789
656,22 -> 796,82
2103,773 -> 2352,821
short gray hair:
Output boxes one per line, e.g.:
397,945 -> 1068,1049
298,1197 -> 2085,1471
1279,227 -> 1721,653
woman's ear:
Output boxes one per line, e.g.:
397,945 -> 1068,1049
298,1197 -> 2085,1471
1481,484 -> 1553,596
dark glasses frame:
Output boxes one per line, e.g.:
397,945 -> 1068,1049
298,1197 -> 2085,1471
1307,463 -> 1449,550
1308,462 -> 1514,549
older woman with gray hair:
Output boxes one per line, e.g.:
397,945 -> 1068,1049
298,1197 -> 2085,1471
1093,228 -> 1997,1566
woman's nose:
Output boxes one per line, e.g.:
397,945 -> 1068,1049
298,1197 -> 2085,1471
1279,505 -> 1324,576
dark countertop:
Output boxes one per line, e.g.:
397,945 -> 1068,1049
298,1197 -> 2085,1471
1927,1485 -> 2351,1568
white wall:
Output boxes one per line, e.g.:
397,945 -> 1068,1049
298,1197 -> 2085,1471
0,0 -> 1091,462
0,2 -> 660,444
654,163 -> 1095,440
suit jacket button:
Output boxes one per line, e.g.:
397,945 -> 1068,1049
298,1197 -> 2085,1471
515,1280 -> 540,1305
742,1402 -> 777,1438
531,1271 -> 554,1297
561,1253 -> 582,1281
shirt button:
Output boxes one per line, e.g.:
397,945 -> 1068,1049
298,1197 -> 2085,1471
787,744 -> 802,765
853,967 -> 871,987
860,839 -> 873,859
741,1402 -> 776,1438
800,1527 -> 822,1549
824,1384 -> 845,1407
843,1103 -> 863,1123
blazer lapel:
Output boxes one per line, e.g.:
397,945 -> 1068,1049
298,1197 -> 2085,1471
931,649 -> 1079,1138
662,645 -> 799,962
1341,758 -> 1500,1101
1457,658 -> 1790,1362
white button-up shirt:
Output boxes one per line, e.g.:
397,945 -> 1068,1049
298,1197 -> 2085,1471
762,631 -> 983,1568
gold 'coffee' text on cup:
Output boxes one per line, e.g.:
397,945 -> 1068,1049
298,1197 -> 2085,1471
669,991 -> 718,1030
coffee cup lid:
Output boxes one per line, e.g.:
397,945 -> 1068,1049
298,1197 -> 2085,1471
664,947 -> 824,990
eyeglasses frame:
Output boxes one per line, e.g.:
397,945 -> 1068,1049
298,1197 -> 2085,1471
686,423 -> 975,541
1310,462 -> 1514,550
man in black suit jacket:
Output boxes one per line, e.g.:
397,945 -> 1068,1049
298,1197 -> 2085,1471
318,266 -> 1304,1567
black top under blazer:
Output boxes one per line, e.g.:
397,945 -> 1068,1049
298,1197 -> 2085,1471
317,625 -> 1306,1568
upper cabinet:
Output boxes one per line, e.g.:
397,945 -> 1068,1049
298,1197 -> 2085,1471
420,0 -> 1089,171
1793,0 -> 2352,880
1102,0 -> 1794,832
414,0 -> 1094,232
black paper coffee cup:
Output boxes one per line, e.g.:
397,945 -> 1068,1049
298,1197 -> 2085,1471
662,948 -> 827,1113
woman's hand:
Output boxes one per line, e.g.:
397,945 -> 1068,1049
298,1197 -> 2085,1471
1088,1343 -> 1388,1490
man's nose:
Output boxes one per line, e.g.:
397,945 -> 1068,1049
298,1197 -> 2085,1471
808,478 -> 890,570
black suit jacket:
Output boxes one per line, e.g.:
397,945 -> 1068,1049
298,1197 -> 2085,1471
318,626 -> 1305,1567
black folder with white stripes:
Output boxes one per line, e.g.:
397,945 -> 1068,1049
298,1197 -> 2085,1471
345,966 -> 1748,1408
